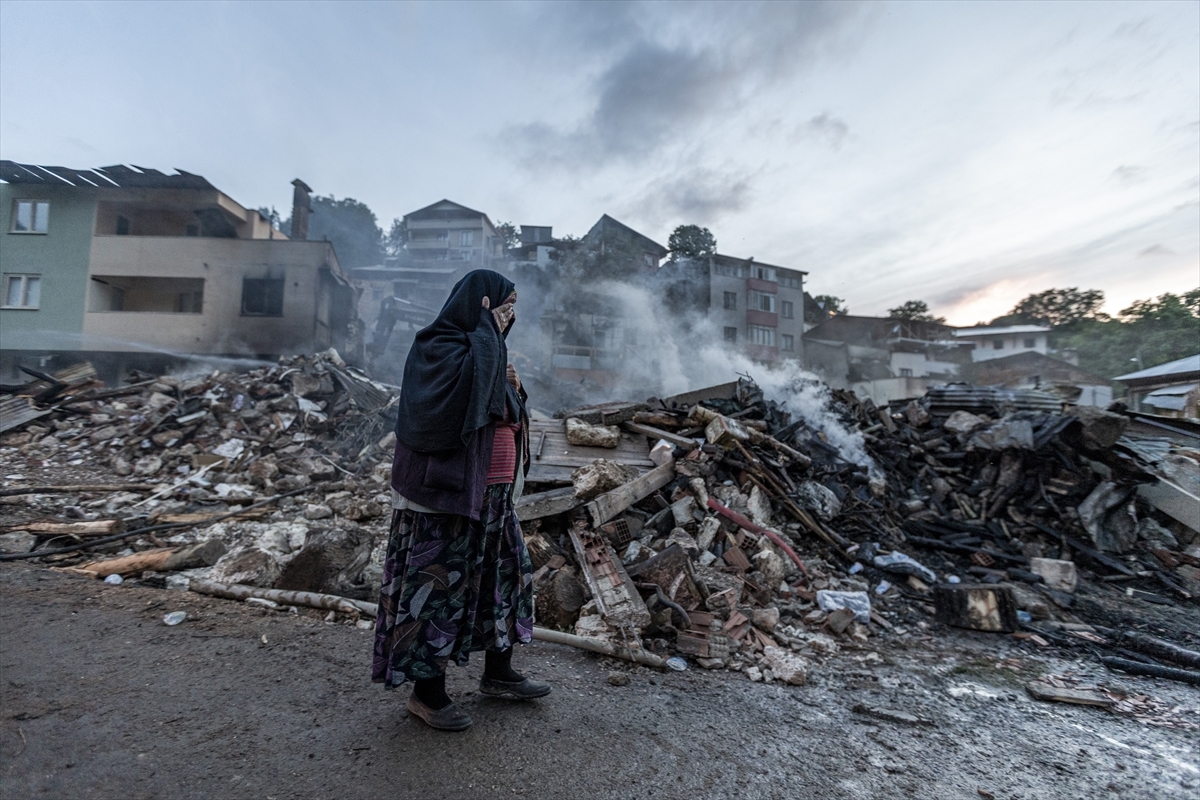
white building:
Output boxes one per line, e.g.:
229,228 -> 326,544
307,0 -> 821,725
953,325 -> 1051,362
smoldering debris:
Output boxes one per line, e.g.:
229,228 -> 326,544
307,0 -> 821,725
518,377 -> 1199,686
0,351 -> 396,600
1,358 -> 1198,692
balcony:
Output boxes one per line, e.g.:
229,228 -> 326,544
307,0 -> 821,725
746,309 -> 778,327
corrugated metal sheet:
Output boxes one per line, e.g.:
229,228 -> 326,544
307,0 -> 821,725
925,384 -> 1063,414
0,396 -> 50,434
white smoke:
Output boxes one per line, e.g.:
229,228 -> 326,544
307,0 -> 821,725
577,280 -> 877,473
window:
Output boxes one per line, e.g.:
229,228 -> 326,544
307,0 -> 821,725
781,300 -> 794,319
715,263 -> 742,278
176,290 -> 204,313
899,368 -> 913,377
750,291 -> 776,313
723,291 -> 738,310
643,253 -> 655,267
242,278 -> 285,316
779,273 -> 802,289
2,274 -> 41,308
781,334 -> 794,351
11,201 -> 50,233
723,326 -> 738,343
753,265 -> 776,282
460,230 -> 474,247
90,276 -> 203,313
1023,337 -> 1036,348
748,325 -> 776,347
116,215 -> 130,236
993,339 -> 1004,350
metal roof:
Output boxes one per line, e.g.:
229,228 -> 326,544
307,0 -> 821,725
924,383 -> 1063,413
1113,354 -> 1200,382
953,325 -> 1051,336
0,160 -> 216,190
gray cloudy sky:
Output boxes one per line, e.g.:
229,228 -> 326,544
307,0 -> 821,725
2,0 -> 1196,323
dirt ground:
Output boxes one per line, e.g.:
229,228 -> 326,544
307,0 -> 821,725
1,565 -> 1197,799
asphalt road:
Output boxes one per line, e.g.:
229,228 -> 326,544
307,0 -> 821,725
1,564 -> 1197,799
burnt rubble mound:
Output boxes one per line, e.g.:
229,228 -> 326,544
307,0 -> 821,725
2,361 -> 1198,687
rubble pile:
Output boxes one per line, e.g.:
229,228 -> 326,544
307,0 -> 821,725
2,360 -> 1197,686
0,353 -> 399,600
520,378 -> 1199,684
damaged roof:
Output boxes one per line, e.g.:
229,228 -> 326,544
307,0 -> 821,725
1114,354 -> 1200,383
586,214 -> 668,258
0,160 -> 216,191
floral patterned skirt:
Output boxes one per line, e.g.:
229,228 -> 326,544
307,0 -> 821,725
371,484 -> 534,688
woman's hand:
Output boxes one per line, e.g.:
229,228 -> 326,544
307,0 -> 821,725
482,296 -> 515,332
507,364 -> 521,391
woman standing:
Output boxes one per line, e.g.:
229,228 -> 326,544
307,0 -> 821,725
372,269 -> 549,731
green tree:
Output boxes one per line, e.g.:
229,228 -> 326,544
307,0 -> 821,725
1058,291 -> 1200,381
992,287 -> 1107,328
667,225 -> 717,260
813,294 -> 847,315
384,218 -> 407,257
289,195 -> 383,269
887,300 -> 945,323
495,221 -> 521,251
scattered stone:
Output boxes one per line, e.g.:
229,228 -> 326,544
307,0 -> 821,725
752,607 -> 780,634
761,646 -> 810,685
0,531 -> 36,554
133,455 -> 163,477
943,410 -> 988,435
1029,558 -> 1078,593
795,481 -> 841,521
606,671 -> 630,686
210,547 -> 281,588
571,459 -> 639,501
304,503 -> 333,521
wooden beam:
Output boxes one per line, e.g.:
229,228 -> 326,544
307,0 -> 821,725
1,519 -> 123,536
515,486 -> 581,522
585,460 -> 676,528
620,421 -> 698,450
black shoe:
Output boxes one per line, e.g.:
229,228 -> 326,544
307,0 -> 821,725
479,676 -> 552,700
406,695 -> 473,731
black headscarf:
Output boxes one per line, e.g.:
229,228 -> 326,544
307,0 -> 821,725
395,269 -> 522,452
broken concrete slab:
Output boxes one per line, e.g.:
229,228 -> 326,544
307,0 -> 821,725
565,417 -> 621,449
1029,557 -> 1078,593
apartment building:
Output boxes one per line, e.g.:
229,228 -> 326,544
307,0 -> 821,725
952,325 -> 1051,362
659,254 -> 807,365
0,161 -> 358,380
403,199 -> 504,267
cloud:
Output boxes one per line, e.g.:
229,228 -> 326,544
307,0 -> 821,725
795,113 -> 850,149
1139,243 -> 1175,256
631,167 -> 753,227
1111,164 -> 1146,185
503,1 -> 872,167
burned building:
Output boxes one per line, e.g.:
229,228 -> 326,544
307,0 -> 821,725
0,161 -> 359,382
657,254 -> 808,366
960,351 -> 1114,408
802,315 -> 973,404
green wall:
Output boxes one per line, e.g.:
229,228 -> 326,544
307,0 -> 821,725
0,183 -> 97,350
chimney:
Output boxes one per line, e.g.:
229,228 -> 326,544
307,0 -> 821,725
290,179 -> 312,241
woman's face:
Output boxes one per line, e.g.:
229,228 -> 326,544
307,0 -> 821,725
485,290 -> 517,332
